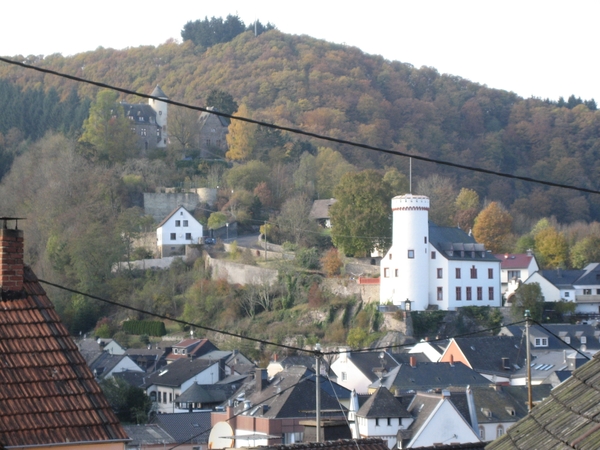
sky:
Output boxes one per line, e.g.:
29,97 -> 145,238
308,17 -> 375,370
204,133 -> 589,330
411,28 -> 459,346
2,1 -> 599,102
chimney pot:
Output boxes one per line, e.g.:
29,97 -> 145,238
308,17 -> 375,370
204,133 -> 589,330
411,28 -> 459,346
410,356 -> 417,368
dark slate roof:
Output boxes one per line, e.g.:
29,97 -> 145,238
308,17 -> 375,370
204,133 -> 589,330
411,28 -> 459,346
0,266 -> 127,446
152,411 -> 211,444
123,424 -> 175,445
113,370 -> 146,388
486,351 -> 600,449
537,268 -> 584,288
151,85 -> 168,98
450,336 -> 527,376
276,354 -> 318,370
343,350 -> 400,382
143,357 -> 215,388
88,352 -> 129,377
122,103 -> 157,124
257,438 -> 390,450
406,392 -> 446,439
429,224 -> 498,261
198,107 -> 230,127
176,383 -> 231,404
309,199 -> 337,220
573,262 -> 600,285
372,362 -> 490,393
501,323 -> 600,351
356,387 -> 411,418
233,366 -> 347,419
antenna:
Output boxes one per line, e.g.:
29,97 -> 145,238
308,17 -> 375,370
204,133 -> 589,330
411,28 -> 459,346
409,157 -> 412,193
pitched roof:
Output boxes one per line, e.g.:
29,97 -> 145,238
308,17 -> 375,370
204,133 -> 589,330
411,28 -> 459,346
372,362 -> 490,393
198,106 -> 230,127
501,323 -> 600,352
157,205 -> 197,228
429,224 -> 498,262
536,268 -> 584,288
340,350 -> 400,382
152,411 -> 211,444
151,85 -> 168,98
309,199 -> 337,220
123,423 -> 175,446
176,383 -> 230,404
251,438 -> 390,450
0,266 -> 127,447
493,253 -> 535,270
143,357 -> 216,388
573,262 -> 600,285
356,387 -> 411,418
449,336 -> 527,376
486,351 -> 600,449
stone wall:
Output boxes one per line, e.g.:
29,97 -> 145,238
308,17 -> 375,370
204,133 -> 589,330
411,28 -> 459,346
206,255 -> 279,286
321,278 -> 380,303
143,188 -> 217,223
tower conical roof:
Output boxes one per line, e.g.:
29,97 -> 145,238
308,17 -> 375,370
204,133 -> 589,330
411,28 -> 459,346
151,85 -> 167,98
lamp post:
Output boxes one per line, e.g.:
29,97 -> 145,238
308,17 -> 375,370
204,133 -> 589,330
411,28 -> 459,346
226,222 -> 229,241
525,309 -> 533,412
404,298 -> 412,311
315,343 -> 322,443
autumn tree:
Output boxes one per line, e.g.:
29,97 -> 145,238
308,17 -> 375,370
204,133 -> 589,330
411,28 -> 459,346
416,175 -> 457,226
535,226 -> 569,269
472,202 -> 513,253
321,248 -> 343,277
226,104 -> 256,161
330,170 -> 392,256
570,236 -> 600,269
208,212 -> 227,230
454,188 -> 480,232
168,106 -> 199,150
276,194 -> 318,247
315,147 -> 355,199
382,168 -> 409,197
80,90 -> 137,163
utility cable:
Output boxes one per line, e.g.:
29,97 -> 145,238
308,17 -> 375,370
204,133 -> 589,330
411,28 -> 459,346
531,319 -> 591,360
2,55 -> 600,197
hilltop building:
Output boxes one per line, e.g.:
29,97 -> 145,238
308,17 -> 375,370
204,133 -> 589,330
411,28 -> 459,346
198,107 -> 230,158
121,85 -> 168,151
380,194 -> 501,311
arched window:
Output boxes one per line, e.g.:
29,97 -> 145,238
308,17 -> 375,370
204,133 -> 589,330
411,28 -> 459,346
496,425 -> 504,438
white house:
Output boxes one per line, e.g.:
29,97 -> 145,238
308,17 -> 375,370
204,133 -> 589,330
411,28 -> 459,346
330,348 -> 399,394
380,194 -> 502,311
157,205 -> 204,257
493,251 -> 539,299
523,263 -> 600,314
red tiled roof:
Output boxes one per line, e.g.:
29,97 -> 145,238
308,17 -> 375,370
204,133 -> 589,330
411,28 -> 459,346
493,254 -> 533,269
0,266 -> 128,447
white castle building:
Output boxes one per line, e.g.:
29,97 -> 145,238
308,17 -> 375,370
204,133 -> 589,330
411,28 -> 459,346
121,85 -> 168,151
380,194 -> 502,311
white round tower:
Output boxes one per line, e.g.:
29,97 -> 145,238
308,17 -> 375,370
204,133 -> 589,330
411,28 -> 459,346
380,194 -> 430,310
149,85 -> 168,148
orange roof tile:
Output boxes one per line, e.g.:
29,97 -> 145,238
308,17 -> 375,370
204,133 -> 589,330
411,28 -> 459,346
0,266 -> 128,447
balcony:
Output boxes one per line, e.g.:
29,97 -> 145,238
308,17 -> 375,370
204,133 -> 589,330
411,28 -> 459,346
576,294 -> 600,304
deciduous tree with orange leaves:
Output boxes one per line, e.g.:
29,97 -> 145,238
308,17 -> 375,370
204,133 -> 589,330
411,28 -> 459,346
472,201 -> 513,253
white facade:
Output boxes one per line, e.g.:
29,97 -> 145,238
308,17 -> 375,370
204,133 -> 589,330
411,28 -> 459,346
330,349 -> 373,394
356,415 -> 413,449
149,85 -> 168,148
380,194 -> 501,311
157,206 -> 203,257
104,357 -> 144,379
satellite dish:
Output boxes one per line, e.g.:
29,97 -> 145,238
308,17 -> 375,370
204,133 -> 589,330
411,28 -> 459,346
581,344 -> 587,352
208,421 -> 234,449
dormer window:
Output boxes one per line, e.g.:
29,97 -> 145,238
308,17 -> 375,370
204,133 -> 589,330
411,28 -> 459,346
534,338 -> 548,347
505,407 -> 515,416
581,336 -> 587,344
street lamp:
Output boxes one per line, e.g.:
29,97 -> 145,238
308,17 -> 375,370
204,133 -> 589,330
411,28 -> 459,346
226,222 -> 229,240
404,299 -> 412,311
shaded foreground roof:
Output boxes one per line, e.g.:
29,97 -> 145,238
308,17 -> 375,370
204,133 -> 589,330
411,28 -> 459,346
486,351 -> 600,449
0,266 -> 127,447
152,411 -> 211,444
246,438 -> 389,450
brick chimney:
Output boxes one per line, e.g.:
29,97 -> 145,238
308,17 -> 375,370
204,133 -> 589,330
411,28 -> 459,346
0,219 -> 25,295
409,356 -> 417,368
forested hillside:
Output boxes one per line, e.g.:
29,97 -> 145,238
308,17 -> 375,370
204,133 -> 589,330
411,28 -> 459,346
1,25 -> 599,344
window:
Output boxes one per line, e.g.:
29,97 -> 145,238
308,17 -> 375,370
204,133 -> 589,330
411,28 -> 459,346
563,336 -> 571,344
534,338 -> 548,347
488,287 -> 494,301
384,268 -> 389,278
375,418 -> 380,426
488,268 -> 493,279
597,289 -> 600,295
175,220 -> 181,227
206,139 -> 211,146
456,268 -> 461,279
456,287 -> 462,301
565,292 -> 570,298
470,266 -> 477,279
479,426 -> 485,440
169,393 -> 173,403
387,418 -> 392,426
431,251 -> 436,259
141,127 -> 147,136
408,250 -> 414,258
507,270 -> 521,280
424,237 -> 427,244
156,128 -> 160,137
581,336 -> 587,344
437,287 -> 443,301
584,289 -> 592,295
150,391 -> 157,402
183,220 -> 188,227
163,392 -> 167,403
389,254 -> 392,260
437,268 -> 443,279
341,372 -> 347,381
497,425 -> 504,438
477,287 -> 483,300
466,287 -> 472,301
185,233 -> 192,240
395,269 -> 398,277
170,233 -> 176,240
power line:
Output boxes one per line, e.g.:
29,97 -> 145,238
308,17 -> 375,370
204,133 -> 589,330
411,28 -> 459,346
1,55 -> 600,197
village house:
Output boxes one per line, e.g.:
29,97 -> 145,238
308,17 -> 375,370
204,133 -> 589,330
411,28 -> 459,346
197,107 -> 230,158
156,205 -> 204,257
330,348 -> 402,394
0,221 -> 128,449
523,263 -> 600,315
493,251 -> 539,299
380,194 -> 501,311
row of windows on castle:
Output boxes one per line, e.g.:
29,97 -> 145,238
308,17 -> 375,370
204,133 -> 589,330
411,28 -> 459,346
384,266 -> 494,280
